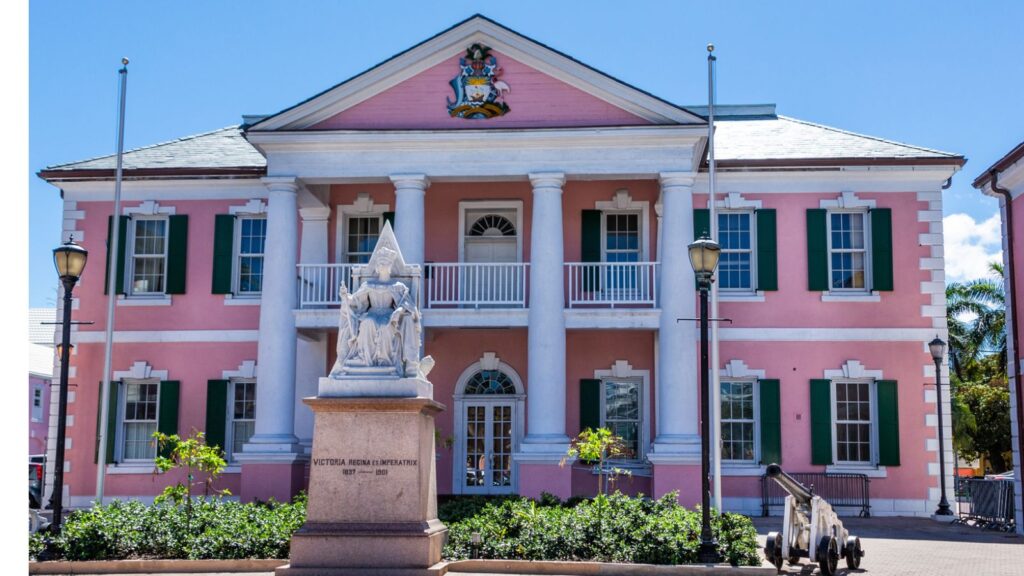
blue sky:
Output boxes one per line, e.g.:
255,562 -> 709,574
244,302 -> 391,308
27,0 -> 1024,307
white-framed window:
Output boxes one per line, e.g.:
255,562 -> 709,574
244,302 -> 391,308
833,380 -> 876,465
128,217 -> 168,295
718,212 -> 754,291
600,378 -> 642,460
828,211 -> 869,291
31,385 -> 44,422
345,216 -> 383,264
228,380 -> 256,461
721,380 -> 758,463
120,380 -> 159,461
602,212 -> 641,264
235,216 -> 266,295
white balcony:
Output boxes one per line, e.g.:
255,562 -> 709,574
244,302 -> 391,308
424,262 -> 529,309
297,263 -> 356,308
565,261 -> 659,308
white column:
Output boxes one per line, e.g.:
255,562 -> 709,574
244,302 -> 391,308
390,174 -> 429,266
650,172 -> 700,462
520,172 -> 569,456
294,206 -> 331,450
245,177 -> 301,453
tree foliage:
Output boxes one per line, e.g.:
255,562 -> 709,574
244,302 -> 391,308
563,428 -> 632,495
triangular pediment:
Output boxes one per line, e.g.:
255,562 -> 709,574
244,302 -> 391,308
249,15 -> 705,131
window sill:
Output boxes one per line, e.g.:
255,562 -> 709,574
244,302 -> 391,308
820,292 -> 881,303
582,461 -> 652,477
721,464 -> 766,476
117,295 -> 172,307
826,465 -> 888,478
222,465 -> 242,474
224,296 -> 261,306
719,291 -> 765,303
105,463 -> 157,475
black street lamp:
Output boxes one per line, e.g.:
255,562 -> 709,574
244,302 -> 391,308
50,238 -> 88,533
928,336 -> 954,516
688,233 -> 722,564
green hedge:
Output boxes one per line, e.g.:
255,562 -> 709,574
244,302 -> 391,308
30,494 -> 306,561
442,492 -> 761,567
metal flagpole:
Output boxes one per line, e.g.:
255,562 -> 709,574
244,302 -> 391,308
96,58 -> 129,504
707,44 -> 723,512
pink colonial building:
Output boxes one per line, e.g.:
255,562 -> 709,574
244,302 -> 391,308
974,141 -> 1024,533
40,15 -> 965,516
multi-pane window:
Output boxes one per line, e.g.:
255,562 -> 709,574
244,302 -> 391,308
122,381 -> 158,460
130,219 -> 167,294
718,212 -> 753,290
602,380 -> 640,460
237,217 -> 266,295
230,381 -> 256,461
346,217 -> 382,264
721,381 -> 756,462
31,386 -> 43,422
604,213 -> 640,263
829,212 -> 867,290
835,381 -> 872,464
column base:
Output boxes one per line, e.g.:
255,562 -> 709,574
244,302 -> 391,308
650,463 -> 702,506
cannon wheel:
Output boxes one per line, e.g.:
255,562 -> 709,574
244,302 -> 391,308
816,535 -> 839,576
764,531 -> 784,572
845,535 -> 864,569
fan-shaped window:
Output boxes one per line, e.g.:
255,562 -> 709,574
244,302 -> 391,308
464,370 -> 517,394
469,215 -> 516,237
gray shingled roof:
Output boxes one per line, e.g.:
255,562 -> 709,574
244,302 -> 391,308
29,308 -> 56,345
713,115 -> 960,162
42,126 -> 266,173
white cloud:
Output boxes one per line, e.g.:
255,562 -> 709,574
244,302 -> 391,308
943,212 -> 1003,282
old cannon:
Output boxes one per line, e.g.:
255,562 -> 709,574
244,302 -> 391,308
763,464 -> 864,576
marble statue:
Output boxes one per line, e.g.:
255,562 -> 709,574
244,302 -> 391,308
329,241 -> 432,380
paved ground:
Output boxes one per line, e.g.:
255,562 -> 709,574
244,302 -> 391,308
751,516 -> 1024,575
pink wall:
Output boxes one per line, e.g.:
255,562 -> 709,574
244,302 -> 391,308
29,375 -> 51,456
312,50 -> 651,130
562,180 -> 661,262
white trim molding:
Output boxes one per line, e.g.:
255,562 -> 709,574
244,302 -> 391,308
824,360 -> 884,381
819,191 -> 876,210
595,189 -> 650,262
708,191 -> 763,210
223,360 -> 258,380
335,192 -> 390,263
229,199 -> 268,215
113,361 -> 169,382
123,200 -> 176,216
720,359 -> 766,380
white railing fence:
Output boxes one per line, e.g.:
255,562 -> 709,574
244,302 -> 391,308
565,262 -> 658,308
296,263 -> 356,308
424,262 -> 529,308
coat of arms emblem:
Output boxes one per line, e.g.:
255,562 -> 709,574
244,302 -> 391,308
447,43 -> 510,119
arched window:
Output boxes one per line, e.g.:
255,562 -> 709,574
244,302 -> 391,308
464,370 -> 517,395
468,214 -> 516,237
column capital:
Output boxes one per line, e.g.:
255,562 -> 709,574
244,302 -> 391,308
299,206 -> 332,221
389,173 -> 430,190
261,176 -> 300,194
659,172 -> 696,189
529,172 -> 566,190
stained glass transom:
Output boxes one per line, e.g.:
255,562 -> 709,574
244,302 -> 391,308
464,370 -> 516,395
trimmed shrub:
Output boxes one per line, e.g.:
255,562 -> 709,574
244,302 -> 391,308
442,492 -> 761,567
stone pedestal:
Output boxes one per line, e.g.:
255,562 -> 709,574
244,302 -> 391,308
277,390 -> 447,576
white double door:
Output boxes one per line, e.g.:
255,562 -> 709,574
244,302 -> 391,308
462,401 -> 516,494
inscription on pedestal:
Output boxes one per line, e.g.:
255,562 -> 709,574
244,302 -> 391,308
313,458 -> 418,478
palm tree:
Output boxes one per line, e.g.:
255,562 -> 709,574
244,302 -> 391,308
946,262 -> 1006,381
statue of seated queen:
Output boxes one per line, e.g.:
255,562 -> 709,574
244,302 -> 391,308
329,230 -> 433,380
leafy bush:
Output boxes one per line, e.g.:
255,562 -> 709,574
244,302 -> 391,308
30,493 -> 306,561
442,492 -> 760,567
437,494 -> 521,524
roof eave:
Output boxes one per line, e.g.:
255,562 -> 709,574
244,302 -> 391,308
38,166 -> 267,182
972,141 -> 1024,189
713,156 -> 966,169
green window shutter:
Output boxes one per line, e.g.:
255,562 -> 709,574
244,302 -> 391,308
104,215 -> 129,295
870,208 -> 894,291
383,211 -> 395,229
95,381 -> 119,464
756,209 -> 778,291
581,210 -> 602,291
580,379 -> 601,433
810,379 -> 833,465
212,215 -> 235,294
693,208 -> 710,240
166,215 -> 188,294
806,209 -> 828,291
158,381 -> 181,459
759,379 -> 781,465
205,380 -> 229,455
877,380 -> 900,466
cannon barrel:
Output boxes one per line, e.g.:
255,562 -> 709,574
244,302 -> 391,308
766,463 -> 813,504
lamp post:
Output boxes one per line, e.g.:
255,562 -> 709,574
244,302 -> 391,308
689,234 -> 722,563
51,238 -> 88,532
928,336 -> 954,516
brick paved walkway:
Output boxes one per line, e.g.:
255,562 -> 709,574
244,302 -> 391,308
752,516 -> 1024,575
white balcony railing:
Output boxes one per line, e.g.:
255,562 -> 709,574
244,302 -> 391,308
424,262 -> 529,309
296,263 -> 356,308
565,262 -> 658,308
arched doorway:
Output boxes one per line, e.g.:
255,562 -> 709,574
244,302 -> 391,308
453,356 -> 525,494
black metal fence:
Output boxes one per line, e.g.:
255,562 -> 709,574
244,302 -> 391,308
958,479 -> 1016,531
761,471 -> 871,517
